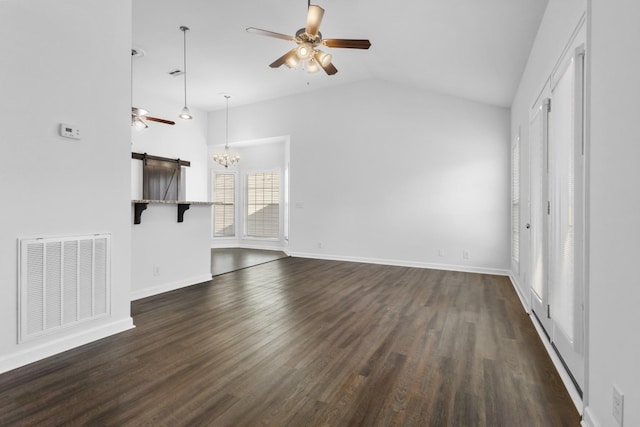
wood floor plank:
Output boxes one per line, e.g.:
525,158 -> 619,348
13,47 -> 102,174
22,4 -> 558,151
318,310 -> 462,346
0,257 -> 580,426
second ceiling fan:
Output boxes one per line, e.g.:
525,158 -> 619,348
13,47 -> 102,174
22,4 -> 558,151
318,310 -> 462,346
131,107 -> 175,129
247,2 -> 371,75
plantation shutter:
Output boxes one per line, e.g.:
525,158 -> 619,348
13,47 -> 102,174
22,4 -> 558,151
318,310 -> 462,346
246,172 -> 279,238
213,173 -> 235,237
511,136 -> 521,267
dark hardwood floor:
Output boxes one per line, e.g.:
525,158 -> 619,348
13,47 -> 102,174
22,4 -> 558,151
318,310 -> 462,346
211,248 -> 288,276
0,258 -> 580,426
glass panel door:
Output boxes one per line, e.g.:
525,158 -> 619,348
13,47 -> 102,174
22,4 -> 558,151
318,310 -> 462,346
548,46 -> 585,391
529,93 -> 551,335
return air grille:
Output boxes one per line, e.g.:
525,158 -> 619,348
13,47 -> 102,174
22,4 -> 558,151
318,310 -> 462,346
19,234 -> 110,342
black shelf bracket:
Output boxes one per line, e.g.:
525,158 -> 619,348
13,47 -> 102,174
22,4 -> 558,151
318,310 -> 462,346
134,202 -> 148,224
177,203 -> 190,223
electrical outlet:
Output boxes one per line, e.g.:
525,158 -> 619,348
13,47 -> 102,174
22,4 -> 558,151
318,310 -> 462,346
463,250 -> 470,259
317,242 -> 322,249
613,385 -> 624,426
438,249 -> 444,257
153,265 -> 160,277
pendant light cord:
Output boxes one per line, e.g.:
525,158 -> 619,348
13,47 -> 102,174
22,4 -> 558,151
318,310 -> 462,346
225,95 -> 230,149
183,28 -> 187,107
181,26 -> 189,108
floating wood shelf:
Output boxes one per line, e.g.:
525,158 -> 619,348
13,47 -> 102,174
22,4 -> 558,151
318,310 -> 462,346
132,200 -> 212,224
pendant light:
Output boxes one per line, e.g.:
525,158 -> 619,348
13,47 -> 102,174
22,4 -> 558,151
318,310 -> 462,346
179,26 -> 192,120
212,95 -> 240,168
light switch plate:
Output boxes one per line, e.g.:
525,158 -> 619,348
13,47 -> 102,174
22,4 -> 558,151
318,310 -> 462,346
613,384 -> 624,426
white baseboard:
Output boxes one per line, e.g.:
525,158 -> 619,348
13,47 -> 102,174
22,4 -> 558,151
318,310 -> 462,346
238,243 -> 286,251
130,273 -> 213,301
581,407 -> 600,427
288,251 -> 510,276
508,273 -> 530,313
0,317 -> 134,375
210,243 -> 286,251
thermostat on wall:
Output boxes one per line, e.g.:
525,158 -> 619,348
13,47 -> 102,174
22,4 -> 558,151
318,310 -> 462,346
59,123 -> 81,140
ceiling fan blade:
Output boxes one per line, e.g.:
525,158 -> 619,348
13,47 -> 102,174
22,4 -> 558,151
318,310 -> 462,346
145,116 -> 176,125
246,27 -> 295,42
305,5 -> 325,36
270,49 -> 298,68
318,60 -> 338,76
323,39 -> 372,49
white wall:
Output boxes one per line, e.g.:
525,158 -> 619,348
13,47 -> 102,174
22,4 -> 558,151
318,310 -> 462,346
131,203 -> 212,300
0,0 -> 134,373
510,0 -> 586,304
585,1 -> 640,426
208,79 -> 511,273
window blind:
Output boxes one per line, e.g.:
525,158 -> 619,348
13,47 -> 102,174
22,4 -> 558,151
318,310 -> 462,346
213,173 -> 235,237
246,172 -> 279,238
511,136 -> 521,267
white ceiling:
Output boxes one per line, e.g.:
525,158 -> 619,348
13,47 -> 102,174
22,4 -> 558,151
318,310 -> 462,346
132,0 -> 548,112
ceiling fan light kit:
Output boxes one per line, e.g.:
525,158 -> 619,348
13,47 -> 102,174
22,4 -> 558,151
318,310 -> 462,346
132,117 -> 148,130
285,52 -> 299,69
179,26 -> 192,120
296,43 -> 313,60
306,59 -> 320,74
314,50 -> 332,67
246,3 -> 371,76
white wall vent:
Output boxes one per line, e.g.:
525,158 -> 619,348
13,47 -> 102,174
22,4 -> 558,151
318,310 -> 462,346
18,234 -> 111,343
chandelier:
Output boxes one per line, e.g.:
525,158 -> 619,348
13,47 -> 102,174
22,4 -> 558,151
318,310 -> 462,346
212,95 -> 240,168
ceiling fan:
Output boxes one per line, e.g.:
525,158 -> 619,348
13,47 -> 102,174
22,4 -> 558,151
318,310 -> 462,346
131,107 -> 175,130
246,2 -> 371,75
130,48 -> 175,129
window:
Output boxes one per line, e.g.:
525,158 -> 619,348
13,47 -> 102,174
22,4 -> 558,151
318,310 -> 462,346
246,172 -> 279,238
511,135 -> 520,268
213,173 -> 235,237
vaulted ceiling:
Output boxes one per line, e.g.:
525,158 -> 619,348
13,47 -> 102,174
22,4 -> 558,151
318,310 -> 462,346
132,0 -> 548,112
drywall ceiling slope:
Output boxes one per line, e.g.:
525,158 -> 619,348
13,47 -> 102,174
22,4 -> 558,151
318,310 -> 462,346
133,0 -> 548,111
